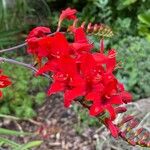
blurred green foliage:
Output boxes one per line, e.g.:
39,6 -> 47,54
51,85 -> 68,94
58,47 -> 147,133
73,105 -> 100,134
0,56 -> 48,118
0,0 -> 51,48
114,36 -> 150,100
0,0 -> 51,118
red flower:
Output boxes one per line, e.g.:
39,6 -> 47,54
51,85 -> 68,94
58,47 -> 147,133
24,8 -> 133,139
88,75 -> 122,119
87,71 -> 131,119
47,32 -> 69,58
26,26 -> 51,40
58,8 -> 77,31
0,70 -> 11,98
69,27 -> 93,56
73,27 -> 88,43
48,57 -> 85,107
93,50 -> 116,73
78,51 -> 129,121
37,32 -> 69,59
59,8 -> 77,22
36,56 -> 85,107
26,37 -> 39,55
26,32 -> 69,67
26,26 -> 51,57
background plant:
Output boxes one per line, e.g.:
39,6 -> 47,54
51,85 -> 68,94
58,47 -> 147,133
0,58 -> 47,118
0,127 -> 42,150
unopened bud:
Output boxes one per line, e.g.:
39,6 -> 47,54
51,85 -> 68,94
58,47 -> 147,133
93,24 -> 98,32
135,128 -> 143,136
87,23 -> 92,33
129,120 -> 139,129
127,139 -> 136,146
81,21 -> 86,28
115,107 -> 127,114
118,115 -> 133,127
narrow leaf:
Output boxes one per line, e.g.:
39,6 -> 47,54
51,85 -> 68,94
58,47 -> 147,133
15,140 -> 43,150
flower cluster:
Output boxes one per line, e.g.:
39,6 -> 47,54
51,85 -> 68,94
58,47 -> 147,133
0,70 -> 11,98
26,8 -> 132,138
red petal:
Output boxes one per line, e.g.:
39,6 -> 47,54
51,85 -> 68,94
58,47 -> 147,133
26,38 -> 38,54
35,59 -> 58,76
26,26 -> 51,40
93,53 -> 107,64
70,43 -> 93,53
104,119 -> 118,138
74,27 -> 88,43
106,49 -> 116,72
104,81 -> 117,96
64,87 -> 85,107
47,81 -> 65,96
60,8 -> 77,21
0,91 -> 2,97
89,102 -> 104,116
110,95 -> 123,105
79,53 -> 95,77
37,36 -> 52,58
120,91 -> 132,103
118,82 -> 125,91
86,91 -> 100,101
105,105 -> 116,120
0,75 -> 11,88
58,56 -> 77,76
69,75 -> 85,87
50,33 -> 69,58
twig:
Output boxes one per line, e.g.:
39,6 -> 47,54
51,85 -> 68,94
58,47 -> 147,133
0,114 -> 42,126
0,43 -> 26,53
13,120 -> 25,141
136,112 -> 150,128
0,57 -> 50,79
28,119 -> 43,126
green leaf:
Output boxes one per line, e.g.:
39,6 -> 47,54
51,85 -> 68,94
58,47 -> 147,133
35,92 -> 45,105
138,10 -> 150,26
0,137 -> 20,148
15,140 -> 43,150
123,0 -> 137,6
117,0 -> 137,10
0,128 -> 32,136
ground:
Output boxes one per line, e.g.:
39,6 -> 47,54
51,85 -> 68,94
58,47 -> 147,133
0,95 -> 150,150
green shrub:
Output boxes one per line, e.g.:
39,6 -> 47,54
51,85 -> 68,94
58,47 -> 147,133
113,36 -> 150,100
73,105 -> 100,134
0,57 -> 48,118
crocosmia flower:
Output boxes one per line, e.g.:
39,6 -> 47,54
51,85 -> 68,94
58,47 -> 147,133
59,7 -> 77,21
26,8 -> 132,139
58,8 -> 77,30
26,26 -> 51,65
0,70 -> 11,98
26,26 -> 51,40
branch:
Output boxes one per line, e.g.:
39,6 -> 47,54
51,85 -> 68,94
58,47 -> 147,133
0,43 -> 27,53
0,114 -> 43,126
0,57 -> 50,79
